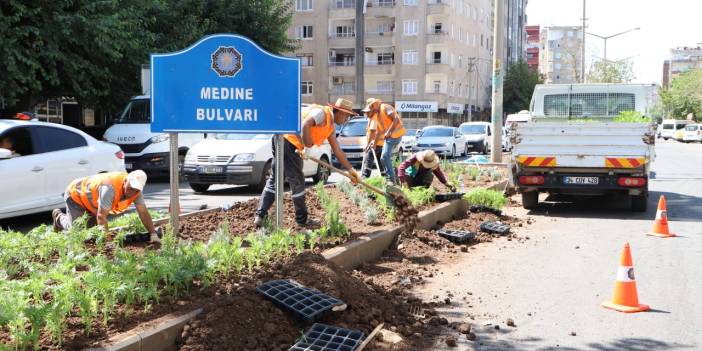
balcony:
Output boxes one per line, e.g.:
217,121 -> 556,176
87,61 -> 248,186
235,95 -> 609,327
331,85 -> 356,95
427,0 -> 450,15
365,59 -> 396,74
328,32 -> 356,47
426,31 -> 449,44
330,0 -> 355,18
366,0 -> 395,17
329,59 -> 356,75
365,31 -> 395,46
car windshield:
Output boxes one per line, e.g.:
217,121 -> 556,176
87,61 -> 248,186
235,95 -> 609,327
421,128 -> 453,137
212,133 -> 271,140
459,125 -> 486,134
685,125 -> 699,131
405,129 -> 417,136
340,120 -> 368,137
115,99 -> 150,124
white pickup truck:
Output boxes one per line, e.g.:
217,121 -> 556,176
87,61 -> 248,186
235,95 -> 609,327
511,84 -> 657,211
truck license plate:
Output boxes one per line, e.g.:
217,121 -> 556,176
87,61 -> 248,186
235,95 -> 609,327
564,176 -> 599,185
200,166 -> 223,174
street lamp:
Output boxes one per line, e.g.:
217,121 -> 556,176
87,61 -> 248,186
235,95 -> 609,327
586,27 -> 640,63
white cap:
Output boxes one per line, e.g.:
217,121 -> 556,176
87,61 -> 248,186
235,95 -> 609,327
127,170 -> 147,191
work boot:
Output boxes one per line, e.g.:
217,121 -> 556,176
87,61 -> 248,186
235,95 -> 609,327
254,216 -> 266,228
52,209 -> 63,232
295,217 -> 321,230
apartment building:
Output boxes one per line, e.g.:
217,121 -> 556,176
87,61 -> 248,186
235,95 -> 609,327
663,46 -> 702,88
525,25 -> 539,71
289,0 -> 494,127
503,0 -> 527,66
538,26 -> 583,84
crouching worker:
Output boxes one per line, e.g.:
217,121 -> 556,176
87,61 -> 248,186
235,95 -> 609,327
52,170 -> 160,242
397,150 -> 456,191
255,98 -> 361,229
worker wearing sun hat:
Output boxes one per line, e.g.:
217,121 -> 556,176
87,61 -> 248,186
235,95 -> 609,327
362,98 -> 405,183
255,98 -> 361,229
53,170 -> 160,242
397,150 -> 455,191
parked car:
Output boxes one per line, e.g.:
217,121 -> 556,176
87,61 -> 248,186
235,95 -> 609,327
400,128 -> 419,152
333,117 -> 369,167
182,133 -> 332,192
674,128 -> 685,142
683,124 -> 702,143
414,126 -> 467,158
0,120 -> 125,219
458,122 -> 491,154
660,119 -> 691,140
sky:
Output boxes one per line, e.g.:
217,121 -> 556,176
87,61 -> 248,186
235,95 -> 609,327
526,0 -> 702,84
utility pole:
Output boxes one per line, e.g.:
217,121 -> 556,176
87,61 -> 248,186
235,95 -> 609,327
581,0 -> 586,83
355,0 -> 365,108
490,0 -> 504,163
467,57 -> 476,122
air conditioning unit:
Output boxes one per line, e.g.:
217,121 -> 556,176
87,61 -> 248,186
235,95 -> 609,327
333,77 -> 344,84
365,47 -> 374,53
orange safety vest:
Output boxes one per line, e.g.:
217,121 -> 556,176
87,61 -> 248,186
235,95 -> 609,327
371,103 -> 406,139
284,104 -> 335,151
68,172 -> 140,216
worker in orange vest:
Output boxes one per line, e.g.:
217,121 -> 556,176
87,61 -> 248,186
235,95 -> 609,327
52,170 -> 160,242
255,98 -> 360,229
362,98 -> 405,184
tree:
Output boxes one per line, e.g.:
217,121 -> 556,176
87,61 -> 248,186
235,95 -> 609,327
0,0 -> 295,115
503,60 -> 543,113
586,59 -> 635,83
659,69 -> 702,120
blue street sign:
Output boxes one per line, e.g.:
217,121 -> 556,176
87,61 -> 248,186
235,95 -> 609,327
151,34 -> 300,133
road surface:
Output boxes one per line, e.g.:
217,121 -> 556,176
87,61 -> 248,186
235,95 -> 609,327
419,139 -> 702,350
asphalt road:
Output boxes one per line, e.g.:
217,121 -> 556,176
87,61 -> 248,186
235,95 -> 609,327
419,139 -> 702,350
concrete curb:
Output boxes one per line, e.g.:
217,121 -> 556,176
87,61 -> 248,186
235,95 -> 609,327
90,179 -> 511,350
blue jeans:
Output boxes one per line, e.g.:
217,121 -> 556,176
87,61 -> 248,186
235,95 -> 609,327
381,137 -> 401,183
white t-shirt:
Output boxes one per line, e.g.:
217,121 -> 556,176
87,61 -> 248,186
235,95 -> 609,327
308,107 -> 327,126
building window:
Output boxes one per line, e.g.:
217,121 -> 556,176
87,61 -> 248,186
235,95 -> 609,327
404,0 -> 417,5
377,81 -> 394,93
378,23 -> 393,34
295,0 -> 313,11
403,50 -> 418,64
376,52 -> 394,65
433,80 -> 441,93
301,81 -> 313,95
431,51 -> 442,64
402,79 -> 417,95
334,0 -> 354,8
297,54 -> 314,67
295,25 -> 314,39
335,25 -> 355,37
403,20 -> 418,36
432,22 -> 443,34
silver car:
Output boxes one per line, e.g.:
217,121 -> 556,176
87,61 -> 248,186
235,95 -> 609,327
414,126 -> 467,158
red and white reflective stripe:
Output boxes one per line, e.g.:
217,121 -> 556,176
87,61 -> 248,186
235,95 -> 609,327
616,266 -> 635,282
655,209 -> 667,221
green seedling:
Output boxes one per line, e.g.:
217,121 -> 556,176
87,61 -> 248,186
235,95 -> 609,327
464,187 -> 507,210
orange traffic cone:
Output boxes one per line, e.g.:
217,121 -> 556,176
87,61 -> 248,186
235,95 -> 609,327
647,195 -> 676,238
602,242 -> 650,313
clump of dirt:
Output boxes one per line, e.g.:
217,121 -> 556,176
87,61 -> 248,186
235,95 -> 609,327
177,253 -> 437,351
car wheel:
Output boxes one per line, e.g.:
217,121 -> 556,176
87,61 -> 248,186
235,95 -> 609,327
463,143 -> 468,156
451,145 -> 457,158
663,137 -> 669,140
189,182 -> 210,193
255,160 -> 272,192
522,191 -> 538,209
312,155 -> 331,184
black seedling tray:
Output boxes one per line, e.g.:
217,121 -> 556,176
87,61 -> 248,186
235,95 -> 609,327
469,205 -> 503,216
479,221 -> 511,235
256,279 -> 346,323
289,323 -> 365,351
435,192 -> 465,202
437,229 -> 476,243
123,232 -> 150,244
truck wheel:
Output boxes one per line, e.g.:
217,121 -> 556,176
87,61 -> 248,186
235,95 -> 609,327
189,182 -> 210,193
522,191 -> 538,209
631,193 -> 648,212
312,156 -> 331,184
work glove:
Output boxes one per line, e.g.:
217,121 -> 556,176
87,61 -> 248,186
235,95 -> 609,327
348,169 -> 361,185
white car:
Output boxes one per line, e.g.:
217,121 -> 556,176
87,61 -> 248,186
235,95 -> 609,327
181,134 -> 332,192
400,129 -> 420,152
459,122 -> 492,154
683,124 -> 702,143
414,126 -> 467,158
0,120 -> 125,219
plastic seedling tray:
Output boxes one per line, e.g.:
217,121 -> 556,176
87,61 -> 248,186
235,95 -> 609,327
289,323 -> 365,351
435,192 -> 465,202
469,205 -> 502,216
437,229 -> 476,243
256,279 -> 347,323
123,232 -> 150,244
479,221 -> 511,236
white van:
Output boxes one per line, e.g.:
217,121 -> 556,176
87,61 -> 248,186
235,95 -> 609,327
103,96 -> 204,175
660,119 -> 691,140
505,110 -> 531,128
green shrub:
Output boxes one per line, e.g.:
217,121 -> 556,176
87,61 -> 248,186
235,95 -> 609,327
402,186 -> 436,207
613,111 -> 652,123
464,187 -> 507,210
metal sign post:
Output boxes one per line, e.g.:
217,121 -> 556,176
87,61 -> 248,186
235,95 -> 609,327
150,34 -> 300,232
168,133 -> 179,235
275,135 -> 285,227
